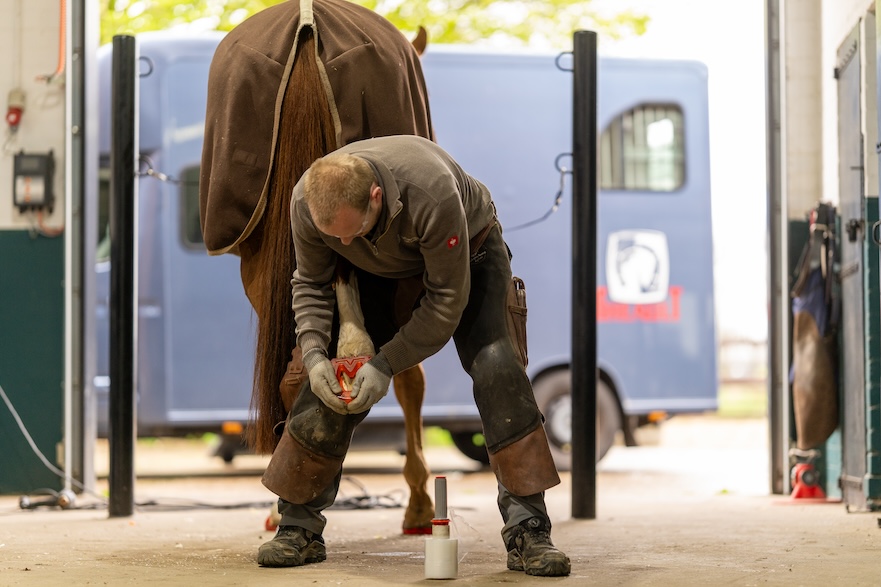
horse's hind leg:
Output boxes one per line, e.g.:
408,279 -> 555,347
393,363 -> 434,534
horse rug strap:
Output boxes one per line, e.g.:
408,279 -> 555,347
300,0 -> 314,25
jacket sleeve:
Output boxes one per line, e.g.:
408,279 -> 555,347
378,194 -> 471,374
290,195 -> 338,357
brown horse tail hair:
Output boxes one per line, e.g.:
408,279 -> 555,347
248,28 -> 337,454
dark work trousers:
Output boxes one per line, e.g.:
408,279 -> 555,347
278,225 -> 551,544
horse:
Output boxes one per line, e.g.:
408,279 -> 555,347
199,0 -> 435,533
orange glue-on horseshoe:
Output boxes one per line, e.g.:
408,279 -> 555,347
330,356 -> 371,403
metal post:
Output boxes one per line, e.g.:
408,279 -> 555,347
108,34 -> 137,517
765,0 -> 787,496
67,0 -> 98,498
571,30 -> 598,520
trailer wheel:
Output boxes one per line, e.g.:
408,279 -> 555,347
450,431 -> 490,466
533,369 -> 621,470
213,433 -> 244,464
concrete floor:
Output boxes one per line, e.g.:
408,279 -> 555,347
0,416 -> 878,586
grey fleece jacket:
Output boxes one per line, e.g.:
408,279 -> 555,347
290,135 -> 497,375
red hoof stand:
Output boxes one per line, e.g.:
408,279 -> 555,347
403,525 -> 433,535
790,462 -> 826,499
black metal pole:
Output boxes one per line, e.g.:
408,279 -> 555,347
571,30 -> 598,520
108,34 -> 137,517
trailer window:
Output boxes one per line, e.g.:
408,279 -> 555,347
599,104 -> 685,191
180,166 -> 204,248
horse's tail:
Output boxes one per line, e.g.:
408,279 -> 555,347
249,28 -> 337,453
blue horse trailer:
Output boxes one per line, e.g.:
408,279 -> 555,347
92,32 -> 717,467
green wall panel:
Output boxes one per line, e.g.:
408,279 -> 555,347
863,198 -> 881,508
0,230 -> 64,494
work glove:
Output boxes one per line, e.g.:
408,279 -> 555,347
303,348 -> 348,415
347,353 -> 393,414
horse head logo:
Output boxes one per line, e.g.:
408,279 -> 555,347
605,230 -> 670,305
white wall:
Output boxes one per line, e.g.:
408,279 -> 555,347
783,0 -> 823,217
0,0 -> 66,231
826,0 -> 875,47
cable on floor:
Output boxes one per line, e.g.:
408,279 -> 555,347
3,382 -> 407,515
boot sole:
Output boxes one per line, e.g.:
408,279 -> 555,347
507,552 -> 571,577
524,558 -> 571,577
257,541 -> 327,567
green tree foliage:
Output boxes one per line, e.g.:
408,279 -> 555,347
353,1 -> 648,47
101,0 -> 272,43
101,0 -> 647,48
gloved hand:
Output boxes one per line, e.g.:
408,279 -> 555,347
348,353 -> 393,414
303,348 -> 347,415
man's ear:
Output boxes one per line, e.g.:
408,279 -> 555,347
370,183 -> 383,204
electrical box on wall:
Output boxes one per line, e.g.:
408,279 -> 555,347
13,151 -> 55,212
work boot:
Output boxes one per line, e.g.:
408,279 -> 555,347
257,525 -> 327,567
505,517 -> 571,577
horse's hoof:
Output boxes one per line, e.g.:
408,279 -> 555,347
265,516 -> 279,532
265,502 -> 282,531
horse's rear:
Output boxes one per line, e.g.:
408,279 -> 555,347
199,0 -> 434,533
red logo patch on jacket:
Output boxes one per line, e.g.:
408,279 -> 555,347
447,236 -> 460,249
